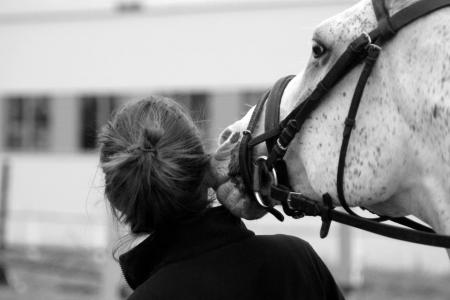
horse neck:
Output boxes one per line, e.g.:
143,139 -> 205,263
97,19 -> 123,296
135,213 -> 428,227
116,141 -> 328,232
384,10 -> 450,234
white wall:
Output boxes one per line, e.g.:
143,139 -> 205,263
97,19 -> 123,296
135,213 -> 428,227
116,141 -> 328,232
3,154 -> 107,248
0,3 -> 351,94
208,91 -> 241,149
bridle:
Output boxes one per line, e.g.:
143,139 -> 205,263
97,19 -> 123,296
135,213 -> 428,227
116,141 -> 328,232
238,0 -> 450,247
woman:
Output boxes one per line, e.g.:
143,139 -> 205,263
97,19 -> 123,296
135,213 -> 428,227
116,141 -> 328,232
99,96 -> 345,300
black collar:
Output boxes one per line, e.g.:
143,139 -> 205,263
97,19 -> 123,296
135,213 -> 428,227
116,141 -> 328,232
119,206 -> 254,290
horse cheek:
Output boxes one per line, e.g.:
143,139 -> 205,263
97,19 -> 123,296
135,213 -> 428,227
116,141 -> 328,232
295,118 -> 342,202
344,96 -> 407,207
285,144 -> 321,201
296,94 -> 407,208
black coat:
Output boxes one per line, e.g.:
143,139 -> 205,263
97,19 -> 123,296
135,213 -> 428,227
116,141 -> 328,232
120,206 -> 345,300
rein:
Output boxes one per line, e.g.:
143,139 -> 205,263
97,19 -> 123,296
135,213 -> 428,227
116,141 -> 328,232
238,0 -> 450,248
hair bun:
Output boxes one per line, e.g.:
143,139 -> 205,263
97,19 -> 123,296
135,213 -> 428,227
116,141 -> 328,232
99,96 -> 210,235
142,126 -> 164,150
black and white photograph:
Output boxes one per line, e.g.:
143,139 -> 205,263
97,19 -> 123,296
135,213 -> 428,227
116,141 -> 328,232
0,0 -> 449,299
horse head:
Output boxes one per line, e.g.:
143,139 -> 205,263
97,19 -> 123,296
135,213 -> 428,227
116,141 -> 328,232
211,0 -> 450,236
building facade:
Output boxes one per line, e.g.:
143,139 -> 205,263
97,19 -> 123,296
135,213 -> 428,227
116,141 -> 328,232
0,0 -> 353,153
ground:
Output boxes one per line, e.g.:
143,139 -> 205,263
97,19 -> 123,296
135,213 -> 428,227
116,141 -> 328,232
0,247 -> 449,300
348,270 -> 450,300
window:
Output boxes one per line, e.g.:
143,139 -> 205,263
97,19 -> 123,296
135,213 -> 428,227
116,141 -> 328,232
163,93 -> 210,140
78,93 -> 210,150
79,96 -> 119,150
3,96 -> 51,151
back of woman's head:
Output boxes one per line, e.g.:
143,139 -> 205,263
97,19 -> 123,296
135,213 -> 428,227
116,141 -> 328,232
99,96 -> 210,234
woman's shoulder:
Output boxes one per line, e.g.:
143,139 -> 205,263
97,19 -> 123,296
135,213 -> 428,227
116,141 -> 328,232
245,234 -> 345,299
241,234 -> 324,269
249,234 -> 315,254
247,234 -> 328,273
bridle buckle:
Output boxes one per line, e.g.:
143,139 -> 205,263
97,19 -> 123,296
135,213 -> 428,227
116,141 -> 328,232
253,156 -> 278,208
362,31 -> 372,47
286,192 -> 321,218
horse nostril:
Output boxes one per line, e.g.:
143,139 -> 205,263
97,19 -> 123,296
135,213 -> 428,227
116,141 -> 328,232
219,128 -> 232,145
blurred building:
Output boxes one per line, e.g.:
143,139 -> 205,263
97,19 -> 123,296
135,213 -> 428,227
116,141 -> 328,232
0,0 -> 354,153
0,2 -> 368,296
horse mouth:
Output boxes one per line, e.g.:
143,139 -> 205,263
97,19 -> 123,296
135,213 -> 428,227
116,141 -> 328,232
213,139 -> 267,220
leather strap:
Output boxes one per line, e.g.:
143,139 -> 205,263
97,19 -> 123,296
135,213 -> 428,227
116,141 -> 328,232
372,0 -> 395,41
389,0 -> 450,32
239,76 -> 293,206
389,216 -> 435,233
370,0 -> 450,42
264,75 -> 295,152
248,128 -> 280,147
238,90 -> 270,205
330,211 -> 448,247
270,186 -> 449,247
337,44 -> 382,218
239,84 -> 289,221
372,0 -> 390,22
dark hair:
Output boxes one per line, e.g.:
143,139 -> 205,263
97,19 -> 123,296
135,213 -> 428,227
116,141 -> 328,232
98,96 -> 210,234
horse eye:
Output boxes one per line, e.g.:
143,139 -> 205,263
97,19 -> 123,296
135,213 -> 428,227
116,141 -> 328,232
312,42 -> 327,59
